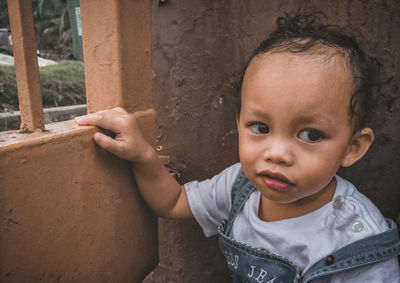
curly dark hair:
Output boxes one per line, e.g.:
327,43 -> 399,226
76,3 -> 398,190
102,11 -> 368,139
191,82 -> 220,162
235,14 -> 381,130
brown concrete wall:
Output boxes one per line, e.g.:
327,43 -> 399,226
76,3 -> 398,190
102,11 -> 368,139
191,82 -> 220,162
150,0 -> 400,282
0,121 -> 158,282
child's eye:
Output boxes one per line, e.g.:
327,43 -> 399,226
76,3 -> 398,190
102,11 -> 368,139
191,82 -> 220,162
249,123 -> 270,134
298,129 -> 323,142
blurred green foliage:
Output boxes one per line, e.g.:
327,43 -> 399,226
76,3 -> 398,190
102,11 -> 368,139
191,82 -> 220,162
1,0 -> 72,52
0,60 -> 85,111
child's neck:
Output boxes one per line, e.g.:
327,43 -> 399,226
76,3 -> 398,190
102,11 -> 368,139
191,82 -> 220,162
258,178 -> 336,222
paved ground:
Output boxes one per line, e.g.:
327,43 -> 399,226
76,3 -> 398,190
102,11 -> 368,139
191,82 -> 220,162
0,53 -> 57,67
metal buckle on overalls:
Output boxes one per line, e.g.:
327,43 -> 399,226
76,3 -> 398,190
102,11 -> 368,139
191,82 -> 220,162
218,220 -> 227,234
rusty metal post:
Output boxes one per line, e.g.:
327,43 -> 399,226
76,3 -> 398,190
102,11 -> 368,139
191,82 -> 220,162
79,0 -> 158,280
80,0 -> 154,114
7,0 -> 45,132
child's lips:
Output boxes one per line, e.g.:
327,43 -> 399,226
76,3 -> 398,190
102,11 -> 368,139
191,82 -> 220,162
258,170 -> 293,191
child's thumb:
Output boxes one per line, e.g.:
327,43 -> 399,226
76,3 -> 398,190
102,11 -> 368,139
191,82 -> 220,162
93,132 -> 119,154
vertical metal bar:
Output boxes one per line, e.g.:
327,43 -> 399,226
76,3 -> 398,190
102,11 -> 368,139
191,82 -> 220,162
7,0 -> 45,132
80,0 -> 120,113
79,1 -> 158,279
80,0 -> 153,114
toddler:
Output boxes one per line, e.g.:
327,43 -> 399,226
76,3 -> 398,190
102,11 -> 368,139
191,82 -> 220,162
76,15 -> 400,282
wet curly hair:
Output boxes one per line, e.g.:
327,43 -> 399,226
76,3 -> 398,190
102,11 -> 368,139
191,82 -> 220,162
235,14 -> 381,130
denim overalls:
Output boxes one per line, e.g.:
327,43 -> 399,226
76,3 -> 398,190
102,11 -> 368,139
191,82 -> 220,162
218,169 -> 400,283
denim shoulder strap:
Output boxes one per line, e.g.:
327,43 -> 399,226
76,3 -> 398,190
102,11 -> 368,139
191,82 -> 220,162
225,168 -> 256,235
303,218 -> 400,282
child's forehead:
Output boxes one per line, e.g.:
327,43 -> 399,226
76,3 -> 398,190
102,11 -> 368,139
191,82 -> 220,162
244,51 -> 354,91
249,50 -> 350,74
242,51 -> 355,118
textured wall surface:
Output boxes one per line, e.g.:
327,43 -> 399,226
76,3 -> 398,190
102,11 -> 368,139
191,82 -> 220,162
0,121 -> 158,282
148,0 -> 400,282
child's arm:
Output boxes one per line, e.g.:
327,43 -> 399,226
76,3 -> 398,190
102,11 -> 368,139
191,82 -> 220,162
75,107 -> 193,219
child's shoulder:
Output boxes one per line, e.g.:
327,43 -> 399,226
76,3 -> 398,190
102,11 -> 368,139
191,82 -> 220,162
334,175 -> 389,234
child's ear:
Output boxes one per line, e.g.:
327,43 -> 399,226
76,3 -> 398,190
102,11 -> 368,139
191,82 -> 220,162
341,128 -> 374,167
236,113 -> 240,128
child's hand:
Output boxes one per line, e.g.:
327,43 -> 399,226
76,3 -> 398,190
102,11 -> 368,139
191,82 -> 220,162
75,107 -> 153,163
76,107 -> 192,219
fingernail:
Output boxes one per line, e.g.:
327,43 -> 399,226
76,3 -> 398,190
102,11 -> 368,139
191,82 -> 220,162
75,117 -> 83,123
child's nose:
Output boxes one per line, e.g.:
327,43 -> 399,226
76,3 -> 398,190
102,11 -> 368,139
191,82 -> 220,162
263,137 -> 293,165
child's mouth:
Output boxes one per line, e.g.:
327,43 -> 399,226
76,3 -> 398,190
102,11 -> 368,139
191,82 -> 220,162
258,171 -> 293,191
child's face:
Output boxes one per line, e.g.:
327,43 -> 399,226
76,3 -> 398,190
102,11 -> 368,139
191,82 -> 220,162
237,52 -> 363,217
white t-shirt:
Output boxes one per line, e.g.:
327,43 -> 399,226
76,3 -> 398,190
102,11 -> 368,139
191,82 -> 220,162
185,163 -> 400,282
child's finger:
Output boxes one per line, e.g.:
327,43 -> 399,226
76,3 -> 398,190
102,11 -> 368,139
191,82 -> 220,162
74,115 -> 91,125
75,111 -> 125,133
92,132 -> 120,154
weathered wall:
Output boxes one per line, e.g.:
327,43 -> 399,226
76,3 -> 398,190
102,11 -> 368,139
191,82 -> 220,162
0,121 -> 158,282
150,0 -> 399,282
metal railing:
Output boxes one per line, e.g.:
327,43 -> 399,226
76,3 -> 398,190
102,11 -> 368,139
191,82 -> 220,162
7,0 -> 45,132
